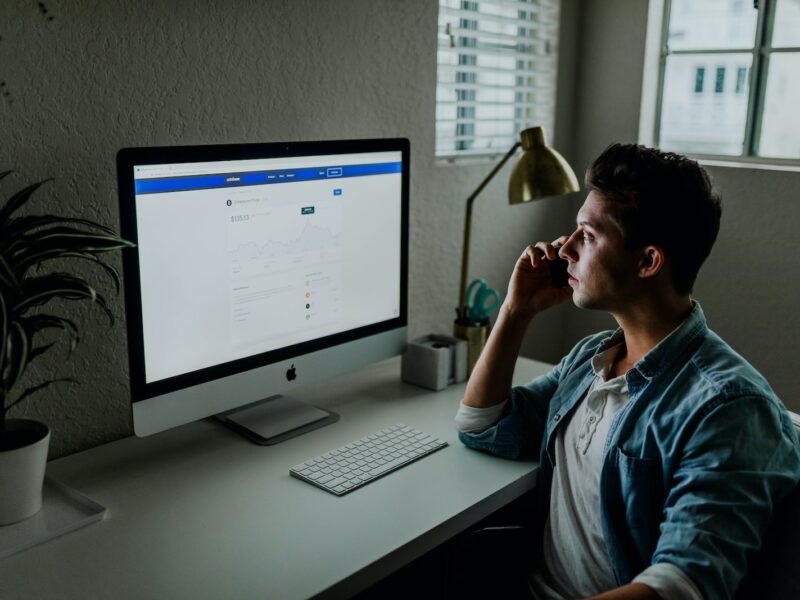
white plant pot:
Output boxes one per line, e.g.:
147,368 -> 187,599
0,419 -> 50,526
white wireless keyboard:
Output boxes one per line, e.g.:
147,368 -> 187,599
290,424 -> 448,496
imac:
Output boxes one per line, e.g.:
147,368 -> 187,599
117,138 -> 409,443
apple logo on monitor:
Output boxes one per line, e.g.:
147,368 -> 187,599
286,364 -> 297,381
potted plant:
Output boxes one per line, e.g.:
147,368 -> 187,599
0,170 -> 133,525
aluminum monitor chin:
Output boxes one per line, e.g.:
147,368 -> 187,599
117,138 -> 409,443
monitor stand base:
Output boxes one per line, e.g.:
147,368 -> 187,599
214,395 -> 339,445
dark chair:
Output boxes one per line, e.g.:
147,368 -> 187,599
446,488 -> 539,598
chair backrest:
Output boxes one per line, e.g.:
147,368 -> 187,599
734,411 -> 800,599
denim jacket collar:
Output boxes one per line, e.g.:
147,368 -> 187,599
594,300 -> 708,383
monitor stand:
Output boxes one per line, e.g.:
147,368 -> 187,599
214,395 -> 339,445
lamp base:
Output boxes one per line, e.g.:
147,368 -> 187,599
453,319 -> 490,376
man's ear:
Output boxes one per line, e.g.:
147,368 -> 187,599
638,245 -> 665,279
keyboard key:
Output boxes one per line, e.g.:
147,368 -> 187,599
327,476 -> 348,488
370,456 -> 409,477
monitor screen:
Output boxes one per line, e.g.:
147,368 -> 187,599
118,139 -> 409,439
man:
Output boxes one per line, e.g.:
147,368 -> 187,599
455,143 -> 800,600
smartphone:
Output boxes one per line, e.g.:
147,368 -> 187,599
548,252 -> 569,288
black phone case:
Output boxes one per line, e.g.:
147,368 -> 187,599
548,255 -> 569,288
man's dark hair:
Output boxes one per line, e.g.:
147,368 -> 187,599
585,143 -> 722,295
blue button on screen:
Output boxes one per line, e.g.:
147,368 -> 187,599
333,189 -> 342,196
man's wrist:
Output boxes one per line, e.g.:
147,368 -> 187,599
501,302 -> 537,326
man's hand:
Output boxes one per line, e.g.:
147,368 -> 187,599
505,239 -> 573,320
462,239 -> 573,409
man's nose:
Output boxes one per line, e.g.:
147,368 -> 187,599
559,235 -> 579,262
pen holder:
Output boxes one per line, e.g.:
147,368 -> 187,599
453,320 -> 490,376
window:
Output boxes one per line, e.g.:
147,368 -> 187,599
654,0 -> 800,160
735,66 -> 748,93
436,0 -> 561,158
694,67 -> 706,93
714,66 -> 726,93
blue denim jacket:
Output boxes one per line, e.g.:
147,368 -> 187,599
459,303 -> 800,600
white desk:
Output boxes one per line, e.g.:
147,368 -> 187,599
0,356 -> 549,599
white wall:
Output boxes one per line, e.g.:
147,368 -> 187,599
566,0 -> 800,412
1,0 -> 578,458
11,0 -> 786,459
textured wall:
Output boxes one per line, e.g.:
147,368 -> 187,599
566,0 -> 800,412
1,0 -> 578,458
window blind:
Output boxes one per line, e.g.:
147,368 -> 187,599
436,0 -> 561,157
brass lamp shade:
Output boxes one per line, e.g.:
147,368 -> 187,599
456,126 -> 579,329
508,127 -> 579,204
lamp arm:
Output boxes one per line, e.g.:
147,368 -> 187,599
457,141 -> 521,321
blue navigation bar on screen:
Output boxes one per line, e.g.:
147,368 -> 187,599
134,161 -> 402,195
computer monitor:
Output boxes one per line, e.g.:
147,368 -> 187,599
117,138 -> 409,443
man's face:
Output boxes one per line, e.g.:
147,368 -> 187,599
559,191 -> 642,311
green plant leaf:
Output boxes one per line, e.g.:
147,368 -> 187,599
5,377 -> 77,412
1,175 -> 131,418
17,229 -> 133,249
0,293 -> 7,397
18,314 -> 79,355
14,251 -> 122,293
15,274 -> 115,325
5,215 -> 119,238
17,225 -> 131,249
3,314 -> 79,403
27,342 -> 56,363
8,233 -> 134,270
1,216 -> 133,271
3,322 -> 29,394
0,179 -> 51,226
0,255 -> 21,292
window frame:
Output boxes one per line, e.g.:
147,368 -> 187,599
650,0 -> 800,166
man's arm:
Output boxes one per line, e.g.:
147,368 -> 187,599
649,395 -> 800,599
585,583 -> 661,600
463,242 -> 572,409
462,304 -> 534,408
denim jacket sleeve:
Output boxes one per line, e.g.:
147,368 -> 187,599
652,394 -> 800,600
457,353 -> 567,460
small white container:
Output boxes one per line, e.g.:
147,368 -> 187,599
401,334 -> 468,391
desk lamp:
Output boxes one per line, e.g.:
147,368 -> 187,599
454,126 -> 579,365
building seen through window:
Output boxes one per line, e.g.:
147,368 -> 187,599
694,67 -> 705,93
657,0 -> 800,160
